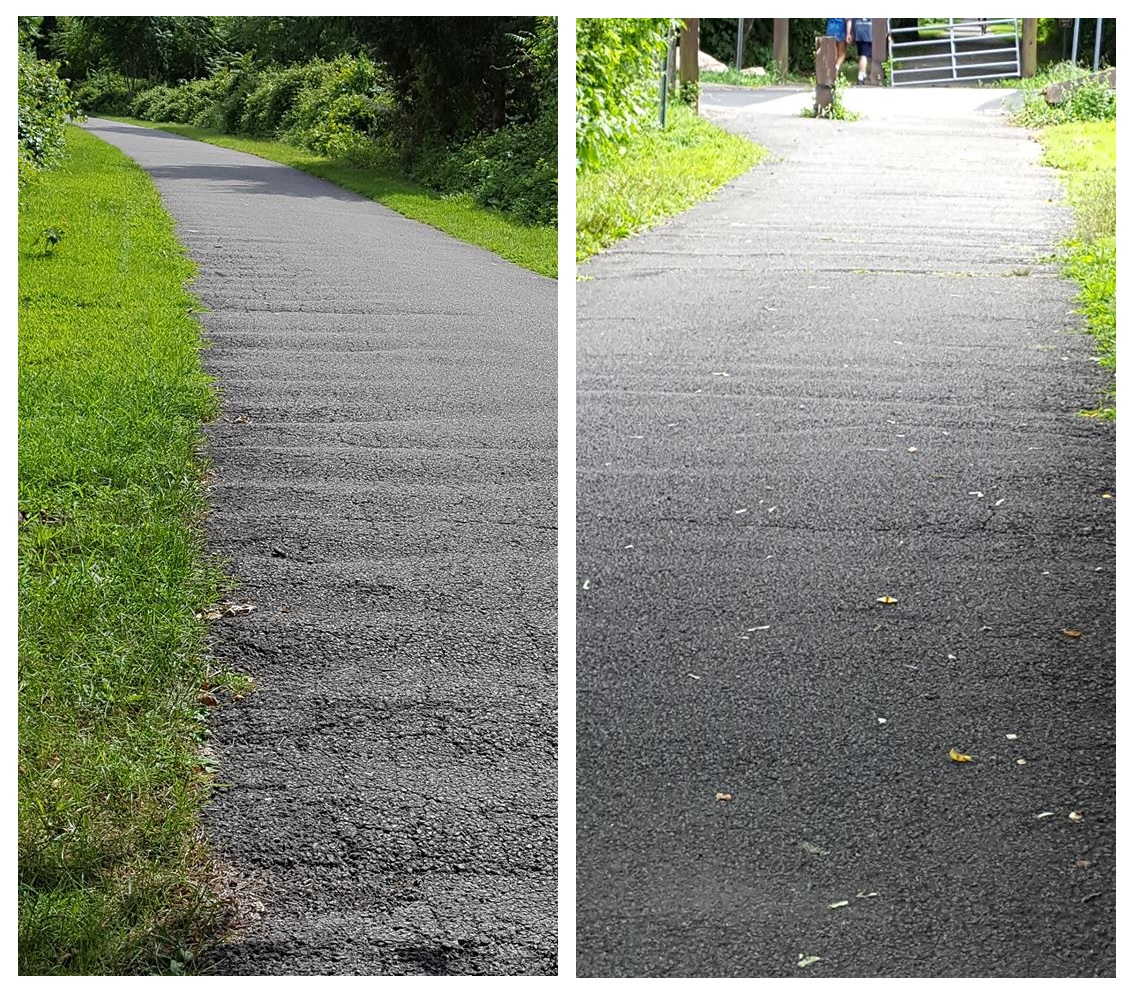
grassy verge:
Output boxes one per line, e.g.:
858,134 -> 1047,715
701,67 -> 800,88
107,117 -> 557,279
1039,120 -> 1115,417
576,104 -> 764,262
18,125 -> 230,974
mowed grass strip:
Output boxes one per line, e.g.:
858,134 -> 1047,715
576,104 -> 764,262
19,125 -> 227,974
1040,120 -> 1115,416
107,117 -> 557,279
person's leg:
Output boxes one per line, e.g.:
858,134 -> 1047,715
836,41 -> 846,76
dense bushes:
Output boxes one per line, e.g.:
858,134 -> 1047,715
1014,67 -> 1117,128
18,47 -> 80,184
60,16 -> 557,226
576,18 -> 680,170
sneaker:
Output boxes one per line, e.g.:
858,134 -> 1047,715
858,73 -> 867,84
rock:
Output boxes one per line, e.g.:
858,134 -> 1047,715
742,66 -> 767,76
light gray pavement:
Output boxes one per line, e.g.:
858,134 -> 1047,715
83,119 -> 557,975
576,87 -> 1115,977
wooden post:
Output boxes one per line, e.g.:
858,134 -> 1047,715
773,18 -> 789,77
679,18 -> 700,111
1021,18 -> 1037,78
815,35 -> 836,113
871,18 -> 888,86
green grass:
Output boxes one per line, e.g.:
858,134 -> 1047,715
1039,120 -> 1116,416
576,104 -> 764,262
19,126 -> 231,974
108,118 -> 557,278
701,67 -> 797,88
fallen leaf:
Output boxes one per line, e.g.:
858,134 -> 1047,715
949,748 -> 973,763
712,371 -> 731,377
715,792 -> 733,802
828,900 -> 849,909
876,595 -> 898,604
1006,734 -> 1018,740
198,692 -> 220,707
747,625 -> 771,631
1075,859 -> 1091,868
969,491 -> 984,498
196,601 -> 257,621
1016,758 -> 1027,765
734,508 -> 748,514
581,579 -> 591,591
907,447 -> 918,453
1069,811 -> 1084,822
1101,493 -> 1112,499
687,673 -> 700,680
855,890 -> 879,898
797,955 -> 821,969
1035,811 -> 1055,819
877,717 -> 887,724
947,653 -> 958,660
1061,629 -> 1082,639
994,498 -> 1006,506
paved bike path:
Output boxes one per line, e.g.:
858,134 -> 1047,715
84,119 -> 557,976
576,88 -> 1114,977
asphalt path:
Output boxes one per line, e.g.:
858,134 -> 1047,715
575,88 -> 1115,977
84,119 -> 557,975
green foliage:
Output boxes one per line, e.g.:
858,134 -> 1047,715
1014,66 -> 1116,127
576,17 -> 680,171
54,16 -> 557,231
577,104 -> 763,261
72,68 -> 133,114
1038,121 -> 1116,406
802,84 -> 860,121
18,126 -> 226,974
700,17 -> 826,73
278,55 -> 392,159
700,66 -> 784,88
18,47 -> 81,184
50,16 -> 223,86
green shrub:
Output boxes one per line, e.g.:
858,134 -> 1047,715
72,69 -> 133,114
280,55 -> 391,159
449,108 -> 556,225
1013,66 -> 1116,127
18,47 -> 80,181
576,18 -> 680,170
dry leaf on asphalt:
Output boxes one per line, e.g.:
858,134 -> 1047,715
1069,811 -> 1084,822
855,890 -> 879,898
828,900 -> 849,909
1035,811 -> 1055,819
876,595 -> 898,604
1061,629 -> 1083,638
196,601 -> 257,621
198,692 -> 220,707
715,792 -> 733,802
949,748 -> 973,763
797,955 -> 822,968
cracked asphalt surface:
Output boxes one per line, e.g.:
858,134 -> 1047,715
84,119 -> 557,976
576,88 -> 1115,977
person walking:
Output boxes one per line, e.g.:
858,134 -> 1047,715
848,17 -> 873,84
826,18 -> 848,80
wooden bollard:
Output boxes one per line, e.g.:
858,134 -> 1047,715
815,35 -> 837,113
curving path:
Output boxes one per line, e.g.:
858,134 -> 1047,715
575,87 -> 1115,977
84,119 -> 557,976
